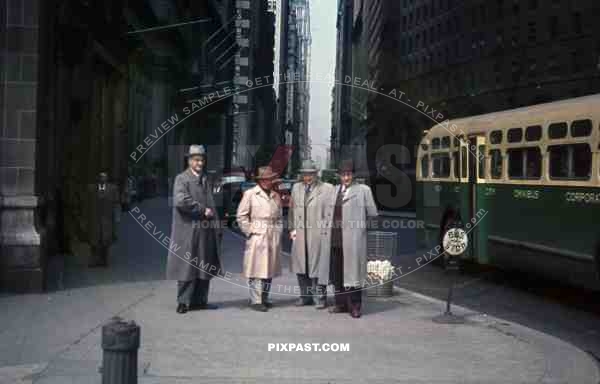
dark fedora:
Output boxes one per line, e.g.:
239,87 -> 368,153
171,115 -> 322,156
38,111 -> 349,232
337,159 -> 355,174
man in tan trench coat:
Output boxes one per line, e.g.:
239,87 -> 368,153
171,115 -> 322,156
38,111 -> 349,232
289,160 -> 335,309
237,166 -> 283,312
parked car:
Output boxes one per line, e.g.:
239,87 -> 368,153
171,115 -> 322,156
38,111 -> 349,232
213,174 -> 248,227
273,178 -> 294,216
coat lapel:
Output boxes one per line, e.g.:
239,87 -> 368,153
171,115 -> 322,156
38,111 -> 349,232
342,183 -> 358,203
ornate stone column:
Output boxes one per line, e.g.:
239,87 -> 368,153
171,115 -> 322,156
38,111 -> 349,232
0,0 -> 44,292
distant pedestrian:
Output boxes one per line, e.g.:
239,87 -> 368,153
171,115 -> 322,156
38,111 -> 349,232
327,159 -> 378,318
237,166 -> 283,312
288,160 -> 335,309
166,145 -> 222,314
87,171 -> 119,267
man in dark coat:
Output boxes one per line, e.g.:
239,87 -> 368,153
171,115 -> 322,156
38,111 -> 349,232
328,159 -> 378,318
87,172 -> 119,267
166,145 -> 222,314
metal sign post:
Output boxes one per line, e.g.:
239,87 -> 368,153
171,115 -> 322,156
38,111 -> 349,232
433,225 -> 468,324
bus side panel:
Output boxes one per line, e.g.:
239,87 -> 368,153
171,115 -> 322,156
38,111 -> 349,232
487,184 -> 600,289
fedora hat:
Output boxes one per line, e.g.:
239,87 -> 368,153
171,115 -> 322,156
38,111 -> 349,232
299,159 -> 319,174
255,166 -> 278,180
186,144 -> 206,158
337,159 -> 355,174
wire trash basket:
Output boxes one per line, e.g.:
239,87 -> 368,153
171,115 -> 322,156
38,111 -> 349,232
366,231 -> 397,297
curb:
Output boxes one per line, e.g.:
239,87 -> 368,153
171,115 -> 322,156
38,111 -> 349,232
393,285 -> 600,383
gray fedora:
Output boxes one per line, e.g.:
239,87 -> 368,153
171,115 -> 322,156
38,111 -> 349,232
298,159 -> 319,174
186,144 -> 206,158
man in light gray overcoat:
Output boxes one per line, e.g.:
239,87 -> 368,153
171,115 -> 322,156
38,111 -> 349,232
289,159 -> 335,309
166,145 -> 222,314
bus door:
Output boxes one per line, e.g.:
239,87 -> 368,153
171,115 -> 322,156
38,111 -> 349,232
466,135 -> 487,262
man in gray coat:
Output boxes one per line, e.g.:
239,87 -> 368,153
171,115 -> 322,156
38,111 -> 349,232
166,145 -> 222,314
289,159 -> 335,309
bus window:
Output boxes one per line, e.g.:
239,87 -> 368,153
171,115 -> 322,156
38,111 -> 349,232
453,137 -> 460,148
453,151 -> 460,178
432,138 -> 441,149
490,149 -> 502,179
478,145 -> 486,179
507,128 -> 523,143
549,143 -> 592,180
421,156 -> 429,178
441,136 -> 451,148
432,153 -> 450,178
508,149 -> 524,178
508,147 -> 541,179
490,130 -> 503,144
571,119 -> 592,137
461,147 -> 467,177
525,125 -> 542,141
549,122 -> 567,139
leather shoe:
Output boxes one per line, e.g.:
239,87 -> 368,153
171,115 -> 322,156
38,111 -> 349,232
295,298 -> 314,306
191,303 -> 218,310
328,305 -> 348,313
250,303 -> 268,312
350,306 -> 362,318
176,304 -> 188,314
264,302 -> 273,309
315,302 -> 328,310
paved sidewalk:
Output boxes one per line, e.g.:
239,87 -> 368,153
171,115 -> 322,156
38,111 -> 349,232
0,198 -> 598,383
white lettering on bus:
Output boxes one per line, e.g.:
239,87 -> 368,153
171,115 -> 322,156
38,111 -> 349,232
565,191 -> 600,204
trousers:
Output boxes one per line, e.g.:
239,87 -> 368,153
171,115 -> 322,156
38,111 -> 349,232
177,279 -> 210,306
248,278 -> 272,305
297,274 -> 327,304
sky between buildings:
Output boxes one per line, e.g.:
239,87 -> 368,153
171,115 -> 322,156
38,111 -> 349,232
308,0 -> 337,169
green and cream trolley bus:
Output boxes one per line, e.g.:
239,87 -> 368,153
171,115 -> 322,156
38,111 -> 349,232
416,94 -> 600,290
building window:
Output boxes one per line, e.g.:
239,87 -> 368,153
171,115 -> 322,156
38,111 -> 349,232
573,12 -> 582,35
528,22 -> 536,43
490,149 -> 503,178
549,16 -> 558,38
529,0 -> 537,10
508,147 -> 542,179
549,144 -> 592,180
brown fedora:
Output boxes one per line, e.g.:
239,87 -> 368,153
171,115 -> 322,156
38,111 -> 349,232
255,166 -> 278,180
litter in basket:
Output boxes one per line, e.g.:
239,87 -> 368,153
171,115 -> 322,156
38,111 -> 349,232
366,231 -> 397,297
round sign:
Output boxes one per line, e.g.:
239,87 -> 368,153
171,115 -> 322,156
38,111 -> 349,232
442,227 -> 468,256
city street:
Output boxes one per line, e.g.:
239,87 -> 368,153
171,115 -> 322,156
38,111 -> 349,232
0,197 -> 599,383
